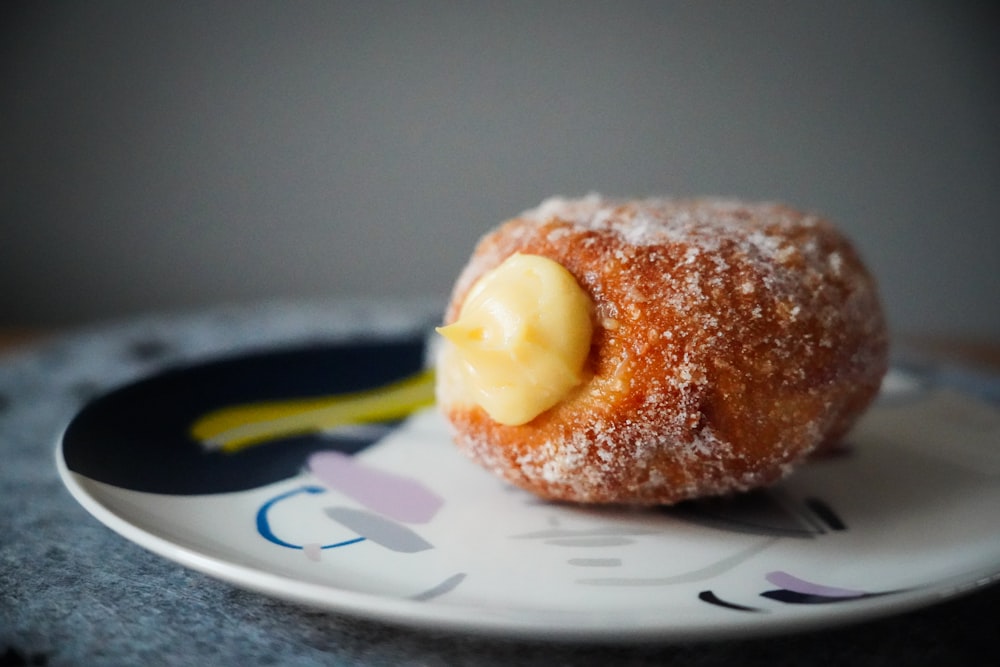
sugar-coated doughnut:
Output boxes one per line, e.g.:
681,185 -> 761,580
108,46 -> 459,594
436,195 -> 888,505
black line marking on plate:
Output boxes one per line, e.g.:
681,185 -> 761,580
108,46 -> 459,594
805,497 -> 847,531
698,590 -> 764,613
761,589 -> 866,604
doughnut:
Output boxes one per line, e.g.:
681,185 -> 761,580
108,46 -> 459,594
435,194 -> 888,505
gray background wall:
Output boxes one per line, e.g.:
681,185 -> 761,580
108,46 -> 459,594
4,2 -> 998,337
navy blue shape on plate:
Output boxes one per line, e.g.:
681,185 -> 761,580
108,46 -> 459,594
61,338 -> 426,495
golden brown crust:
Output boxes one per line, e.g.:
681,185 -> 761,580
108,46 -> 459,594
437,195 -> 888,505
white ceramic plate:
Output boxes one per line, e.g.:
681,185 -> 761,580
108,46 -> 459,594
56,342 -> 1000,642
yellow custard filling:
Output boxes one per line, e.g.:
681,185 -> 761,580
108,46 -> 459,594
436,253 -> 593,425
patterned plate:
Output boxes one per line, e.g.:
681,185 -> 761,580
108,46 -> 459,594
57,340 -> 1000,641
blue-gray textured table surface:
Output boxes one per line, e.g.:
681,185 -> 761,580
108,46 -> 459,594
2,300 -> 998,666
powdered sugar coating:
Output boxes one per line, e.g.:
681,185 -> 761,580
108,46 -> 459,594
438,195 -> 889,505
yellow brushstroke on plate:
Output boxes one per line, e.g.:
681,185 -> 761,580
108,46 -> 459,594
190,368 -> 436,453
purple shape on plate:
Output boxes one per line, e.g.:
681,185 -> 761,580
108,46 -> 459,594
307,451 -> 443,524
765,571 -> 865,598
